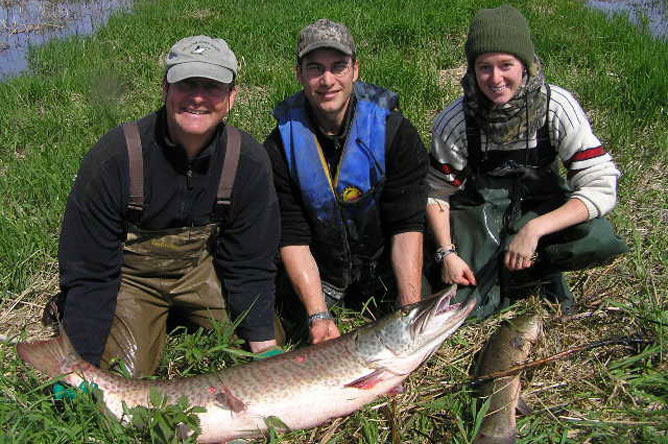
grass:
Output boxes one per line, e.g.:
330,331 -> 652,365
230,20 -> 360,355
1,0 -> 667,442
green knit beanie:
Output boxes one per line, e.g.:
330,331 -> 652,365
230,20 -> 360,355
465,4 -> 534,68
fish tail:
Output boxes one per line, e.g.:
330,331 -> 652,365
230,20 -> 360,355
17,326 -> 84,378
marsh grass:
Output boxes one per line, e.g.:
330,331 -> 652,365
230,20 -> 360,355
1,0 -> 667,442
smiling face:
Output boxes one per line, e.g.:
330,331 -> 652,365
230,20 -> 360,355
297,48 -> 359,133
474,52 -> 525,106
162,77 -> 237,154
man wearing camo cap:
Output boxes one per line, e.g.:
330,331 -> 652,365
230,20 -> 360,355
56,35 -> 281,376
265,20 -> 429,344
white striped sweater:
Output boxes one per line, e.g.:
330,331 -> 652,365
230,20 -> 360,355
427,84 -> 620,219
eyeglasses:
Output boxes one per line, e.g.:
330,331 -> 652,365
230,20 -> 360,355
304,61 -> 352,78
173,78 -> 231,97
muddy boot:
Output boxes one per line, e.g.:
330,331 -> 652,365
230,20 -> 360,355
541,273 -> 574,314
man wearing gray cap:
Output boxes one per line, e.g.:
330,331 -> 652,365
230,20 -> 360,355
265,20 -> 428,344
56,35 -> 281,376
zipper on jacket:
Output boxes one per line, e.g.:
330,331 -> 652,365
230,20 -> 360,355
186,163 -> 193,190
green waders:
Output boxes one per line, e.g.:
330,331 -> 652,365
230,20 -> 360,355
447,166 -> 628,319
96,122 -> 283,377
434,92 -> 628,318
102,224 -> 229,376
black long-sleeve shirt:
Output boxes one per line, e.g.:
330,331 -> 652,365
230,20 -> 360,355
264,107 -> 428,249
59,107 -> 280,365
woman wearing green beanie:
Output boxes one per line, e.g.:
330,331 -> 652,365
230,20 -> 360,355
426,5 -> 627,318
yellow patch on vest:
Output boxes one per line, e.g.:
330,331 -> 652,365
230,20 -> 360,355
342,186 -> 363,202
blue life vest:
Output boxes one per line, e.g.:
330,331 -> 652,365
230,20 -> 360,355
274,82 -> 398,290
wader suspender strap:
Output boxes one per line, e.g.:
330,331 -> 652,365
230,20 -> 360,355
121,123 -> 241,225
535,84 -> 552,162
464,112 -> 482,176
122,121 -> 144,225
213,125 -> 241,223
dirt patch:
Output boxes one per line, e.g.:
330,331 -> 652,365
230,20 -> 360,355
438,65 -> 466,89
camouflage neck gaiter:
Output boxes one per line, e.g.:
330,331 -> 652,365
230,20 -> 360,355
462,56 -> 547,145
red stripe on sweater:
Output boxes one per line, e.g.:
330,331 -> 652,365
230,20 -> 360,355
569,146 -> 606,163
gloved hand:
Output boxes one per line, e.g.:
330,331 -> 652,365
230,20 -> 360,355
53,381 -> 99,400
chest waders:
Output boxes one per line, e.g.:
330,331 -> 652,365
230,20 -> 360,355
100,122 -> 241,377
449,86 -> 627,319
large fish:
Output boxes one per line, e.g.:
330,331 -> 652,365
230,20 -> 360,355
474,314 -> 543,444
17,285 -> 475,443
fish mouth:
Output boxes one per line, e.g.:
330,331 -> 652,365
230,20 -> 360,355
434,291 -> 462,316
415,286 -> 476,337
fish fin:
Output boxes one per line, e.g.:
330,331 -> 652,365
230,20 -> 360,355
387,383 -> 405,395
516,396 -> 531,416
344,369 -> 389,390
17,324 -> 82,378
264,415 -> 290,432
176,423 -> 192,441
215,386 -> 247,413
474,433 -> 517,444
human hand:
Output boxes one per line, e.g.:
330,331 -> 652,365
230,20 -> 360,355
248,339 -> 278,354
505,224 -> 540,271
442,254 -> 477,286
253,346 -> 284,360
310,319 -> 341,344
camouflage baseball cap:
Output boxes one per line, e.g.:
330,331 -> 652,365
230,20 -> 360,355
166,35 -> 238,84
297,19 -> 356,60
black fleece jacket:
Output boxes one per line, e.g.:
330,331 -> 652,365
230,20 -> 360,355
59,107 -> 279,365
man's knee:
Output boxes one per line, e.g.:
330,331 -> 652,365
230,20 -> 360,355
101,288 -> 169,377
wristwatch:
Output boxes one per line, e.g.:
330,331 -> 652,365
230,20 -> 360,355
308,311 -> 334,327
434,244 -> 456,264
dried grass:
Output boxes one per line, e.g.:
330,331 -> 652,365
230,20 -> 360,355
4,252 -> 660,442
0,262 -> 58,342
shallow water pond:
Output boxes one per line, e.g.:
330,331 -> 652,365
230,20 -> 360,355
0,0 -> 133,81
587,0 -> 667,39
1,1 -> 665,82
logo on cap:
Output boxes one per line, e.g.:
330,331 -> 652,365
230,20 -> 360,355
165,35 -> 238,84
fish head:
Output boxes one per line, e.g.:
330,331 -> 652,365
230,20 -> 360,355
356,285 -> 476,373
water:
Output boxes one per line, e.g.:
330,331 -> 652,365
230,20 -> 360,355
587,0 -> 668,39
0,0 -> 133,81
0,1 -> 664,82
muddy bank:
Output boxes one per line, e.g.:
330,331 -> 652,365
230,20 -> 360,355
0,0 -> 133,81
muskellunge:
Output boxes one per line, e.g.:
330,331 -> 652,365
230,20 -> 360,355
17,285 -> 476,443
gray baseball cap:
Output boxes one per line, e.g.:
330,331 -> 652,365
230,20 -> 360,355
297,19 -> 356,60
166,35 -> 238,84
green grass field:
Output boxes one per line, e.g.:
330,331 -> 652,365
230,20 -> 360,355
1,0 -> 666,442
